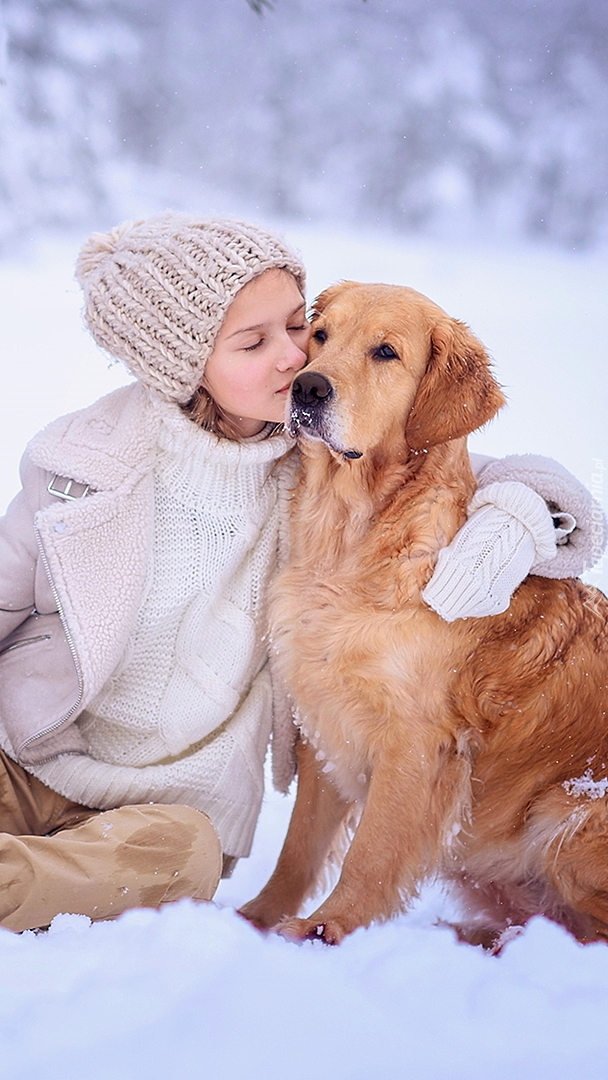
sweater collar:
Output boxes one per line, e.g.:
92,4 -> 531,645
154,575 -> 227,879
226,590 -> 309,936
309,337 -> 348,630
157,401 -> 294,471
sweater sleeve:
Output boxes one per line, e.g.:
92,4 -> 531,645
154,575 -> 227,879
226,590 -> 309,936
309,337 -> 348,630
422,481 -> 556,621
474,453 -> 607,578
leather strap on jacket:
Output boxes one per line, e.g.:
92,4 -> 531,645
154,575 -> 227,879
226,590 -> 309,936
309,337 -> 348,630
47,475 -> 95,501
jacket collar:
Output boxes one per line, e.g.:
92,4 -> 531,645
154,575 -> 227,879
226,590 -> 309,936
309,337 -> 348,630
27,382 -> 294,493
27,382 -> 161,492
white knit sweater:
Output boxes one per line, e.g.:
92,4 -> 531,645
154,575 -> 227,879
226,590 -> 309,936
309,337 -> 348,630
29,409 -> 293,858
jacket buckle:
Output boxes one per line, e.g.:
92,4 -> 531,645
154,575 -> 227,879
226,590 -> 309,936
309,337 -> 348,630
47,474 -> 94,501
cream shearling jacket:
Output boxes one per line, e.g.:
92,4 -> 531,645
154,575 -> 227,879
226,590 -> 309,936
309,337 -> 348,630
0,383 -> 602,819
0,384 -> 297,811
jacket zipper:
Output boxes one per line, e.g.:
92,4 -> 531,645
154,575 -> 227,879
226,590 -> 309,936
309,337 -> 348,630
20,525 -> 85,755
0,634 -> 51,655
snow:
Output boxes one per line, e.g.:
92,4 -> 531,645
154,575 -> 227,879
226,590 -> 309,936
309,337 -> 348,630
564,770 -> 608,801
0,227 -> 607,1078
4,900 -> 608,1080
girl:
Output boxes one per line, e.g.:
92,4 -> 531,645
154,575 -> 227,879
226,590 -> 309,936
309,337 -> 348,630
0,214 -> 601,932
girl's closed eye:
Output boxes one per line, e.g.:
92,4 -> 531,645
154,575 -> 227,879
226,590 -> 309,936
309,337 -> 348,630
242,320 -> 307,351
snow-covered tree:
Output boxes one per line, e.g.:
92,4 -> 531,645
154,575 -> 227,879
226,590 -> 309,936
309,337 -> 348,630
0,0 -> 143,245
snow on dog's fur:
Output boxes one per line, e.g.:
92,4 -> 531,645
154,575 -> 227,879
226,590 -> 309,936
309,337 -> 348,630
240,282 -> 608,947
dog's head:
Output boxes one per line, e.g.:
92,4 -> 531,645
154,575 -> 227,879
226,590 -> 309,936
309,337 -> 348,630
289,282 -> 505,460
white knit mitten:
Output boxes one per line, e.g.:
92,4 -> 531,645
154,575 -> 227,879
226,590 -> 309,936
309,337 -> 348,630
472,453 -> 607,578
422,481 -> 557,622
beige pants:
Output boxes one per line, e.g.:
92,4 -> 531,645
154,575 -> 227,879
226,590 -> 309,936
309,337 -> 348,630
0,751 -> 222,932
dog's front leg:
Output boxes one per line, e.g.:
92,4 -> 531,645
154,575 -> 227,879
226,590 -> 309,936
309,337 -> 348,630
239,737 -> 352,930
278,733 -> 460,944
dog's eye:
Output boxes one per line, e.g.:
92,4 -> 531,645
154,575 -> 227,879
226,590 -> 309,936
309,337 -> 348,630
312,328 -> 327,344
372,343 -> 399,361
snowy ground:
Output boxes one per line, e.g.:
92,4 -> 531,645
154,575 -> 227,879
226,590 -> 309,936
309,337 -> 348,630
0,227 -> 607,1079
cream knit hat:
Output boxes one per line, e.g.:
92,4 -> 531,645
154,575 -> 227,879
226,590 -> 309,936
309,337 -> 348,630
75,214 -> 306,403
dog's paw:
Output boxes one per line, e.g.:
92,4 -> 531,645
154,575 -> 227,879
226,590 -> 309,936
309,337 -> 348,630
276,916 -> 347,945
238,898 -> 284,932
489,924 -> 525,955
237,907 -> 268,932
438,919 -> 525,954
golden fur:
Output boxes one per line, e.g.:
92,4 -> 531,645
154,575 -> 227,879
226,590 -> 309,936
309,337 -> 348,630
240,283 -> 608,947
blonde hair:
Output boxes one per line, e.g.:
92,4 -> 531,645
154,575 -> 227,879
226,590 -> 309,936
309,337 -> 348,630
182,385 -> 283,441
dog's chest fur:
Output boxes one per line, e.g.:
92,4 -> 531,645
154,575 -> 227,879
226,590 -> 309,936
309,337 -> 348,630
270,444 -> 474,803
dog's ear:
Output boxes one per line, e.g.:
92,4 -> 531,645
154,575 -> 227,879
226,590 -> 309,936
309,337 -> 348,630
405,317 -> 505,450
310,281 -> 360,318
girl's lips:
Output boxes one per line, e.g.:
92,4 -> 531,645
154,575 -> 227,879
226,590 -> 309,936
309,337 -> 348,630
275,384 -> 292,394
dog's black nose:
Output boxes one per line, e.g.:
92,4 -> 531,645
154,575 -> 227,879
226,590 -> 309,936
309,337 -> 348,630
292,371 -> 333,406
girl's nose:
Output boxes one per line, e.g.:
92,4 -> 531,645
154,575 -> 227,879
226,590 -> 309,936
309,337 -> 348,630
278,337 -> 308,371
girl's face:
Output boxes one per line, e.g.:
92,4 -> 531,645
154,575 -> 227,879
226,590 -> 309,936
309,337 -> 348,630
204,269 -> 309,438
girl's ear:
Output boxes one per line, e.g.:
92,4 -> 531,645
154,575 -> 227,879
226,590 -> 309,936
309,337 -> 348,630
405,317 -> 505,450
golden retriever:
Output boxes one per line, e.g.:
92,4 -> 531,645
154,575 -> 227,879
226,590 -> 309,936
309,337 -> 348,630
240,282 -> 608,948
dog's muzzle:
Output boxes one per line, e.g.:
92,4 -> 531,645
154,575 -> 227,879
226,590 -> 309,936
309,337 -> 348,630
289,371 -> 363,459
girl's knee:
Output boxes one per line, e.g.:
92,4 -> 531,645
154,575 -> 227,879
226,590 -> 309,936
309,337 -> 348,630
94,803 -> 223,905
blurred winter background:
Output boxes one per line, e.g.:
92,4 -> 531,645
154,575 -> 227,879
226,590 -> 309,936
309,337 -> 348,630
2,0 -> 608,248
1,0 -> 607,588
1,3 -> 608,1078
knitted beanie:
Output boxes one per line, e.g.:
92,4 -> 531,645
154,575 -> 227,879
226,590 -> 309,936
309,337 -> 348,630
75,214 -> 306,403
